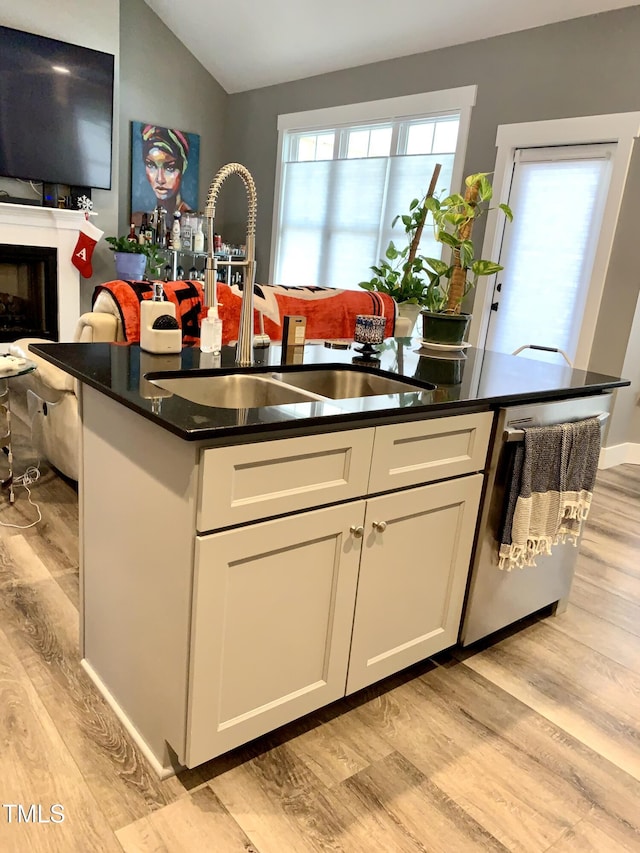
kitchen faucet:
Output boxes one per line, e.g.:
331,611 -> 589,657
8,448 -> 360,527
204,163 -> 257,367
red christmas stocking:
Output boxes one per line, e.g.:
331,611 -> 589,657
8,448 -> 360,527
72,219 -> 104,278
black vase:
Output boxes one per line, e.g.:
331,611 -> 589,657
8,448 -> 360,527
420,311 -> 471,346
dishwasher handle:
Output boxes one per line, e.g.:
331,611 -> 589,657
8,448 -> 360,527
503,411 -> 609,443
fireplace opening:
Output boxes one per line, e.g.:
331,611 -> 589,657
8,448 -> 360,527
0,245 -> 58,343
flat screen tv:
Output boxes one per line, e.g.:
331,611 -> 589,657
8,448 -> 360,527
0,25 -> 114,190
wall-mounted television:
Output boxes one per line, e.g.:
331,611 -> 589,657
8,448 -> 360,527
0,25 -> 114,190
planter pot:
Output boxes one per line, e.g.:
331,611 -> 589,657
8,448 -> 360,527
114,252 -> 147,281
420,311 -> 471,346
395,302 -> 422,336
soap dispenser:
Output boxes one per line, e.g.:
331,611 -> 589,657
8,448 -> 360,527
140,283 -> 182,354
200,305 -> 223,354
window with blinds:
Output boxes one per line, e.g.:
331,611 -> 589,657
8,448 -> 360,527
484,144 -> 614,364
272,114 -> 461,289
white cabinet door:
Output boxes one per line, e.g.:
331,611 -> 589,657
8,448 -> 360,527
186,502 -> 365,767
346,475 -> 483,694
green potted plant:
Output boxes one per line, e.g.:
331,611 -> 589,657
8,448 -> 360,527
359,166 -> 442,335
360,165 -> 513,344
421,171 -> 512,346
105,236 -> 164,281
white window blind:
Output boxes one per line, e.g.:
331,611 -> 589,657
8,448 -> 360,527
273,115 -> 461,289
485,145 -> 613,364
379,154 -> 455,269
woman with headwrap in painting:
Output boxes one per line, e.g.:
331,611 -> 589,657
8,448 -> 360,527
141,124 -> 193,220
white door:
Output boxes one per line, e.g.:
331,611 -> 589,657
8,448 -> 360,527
483,144 -> 614,365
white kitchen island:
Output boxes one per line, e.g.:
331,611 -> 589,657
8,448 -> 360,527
81,382 -> 490,775
30,340 -> 627,777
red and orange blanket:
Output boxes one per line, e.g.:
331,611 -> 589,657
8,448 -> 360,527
92,279 -> 205,344
92,280 -> 397,344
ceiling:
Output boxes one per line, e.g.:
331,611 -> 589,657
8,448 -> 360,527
144,0 -> 640,94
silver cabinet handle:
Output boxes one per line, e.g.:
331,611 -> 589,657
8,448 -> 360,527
372,520 -> 387,532
350,525 -> 364,538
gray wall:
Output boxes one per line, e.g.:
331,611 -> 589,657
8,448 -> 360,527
118,0 -> 228,240
224,6 -> 640,445
589,141 -> 640,446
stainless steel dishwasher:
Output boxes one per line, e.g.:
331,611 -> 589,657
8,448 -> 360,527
460,393 -> 612,646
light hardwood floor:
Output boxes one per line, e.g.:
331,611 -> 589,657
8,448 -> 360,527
1,418 -> 639,852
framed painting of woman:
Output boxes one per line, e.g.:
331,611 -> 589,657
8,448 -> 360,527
131,121 -> 200,225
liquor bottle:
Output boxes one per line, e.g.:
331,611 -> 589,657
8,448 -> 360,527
127,223 -> 137,243
138,213 -> 148,245
155,206 -> 167,247
193,218 -> 205,253
144,213 -> 154,245
181,215 -> 193,251
172,212 -> 181,249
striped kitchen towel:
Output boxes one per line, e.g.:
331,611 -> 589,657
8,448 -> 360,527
498,417 -> 602,571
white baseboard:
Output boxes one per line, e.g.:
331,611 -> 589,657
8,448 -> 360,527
599,442 -> 640,468
627,444 -> 640,465
80,659 -> 184,780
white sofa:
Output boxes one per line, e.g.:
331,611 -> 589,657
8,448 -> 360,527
11,311 -> 119,481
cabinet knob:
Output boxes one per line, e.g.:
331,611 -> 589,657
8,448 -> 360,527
372,520 -> 387,532
349,525 -> 364,538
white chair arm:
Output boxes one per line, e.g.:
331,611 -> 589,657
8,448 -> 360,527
11,337 -> 75,395
74,312 -> 119,343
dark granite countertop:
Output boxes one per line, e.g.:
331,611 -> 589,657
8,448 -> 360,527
29,339 -> 629,442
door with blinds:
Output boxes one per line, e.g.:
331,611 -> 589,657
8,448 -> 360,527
483,144 -> 614,365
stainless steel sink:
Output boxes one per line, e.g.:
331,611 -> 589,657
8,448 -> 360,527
147,366 -> 434,409
148,373 -> 316,409
271,369 -> 431,399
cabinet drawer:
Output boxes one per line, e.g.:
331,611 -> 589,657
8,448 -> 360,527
197,428 -> 374,530
369,412 -> 492,493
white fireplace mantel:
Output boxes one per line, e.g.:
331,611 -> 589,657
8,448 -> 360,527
0,201 -> 89,341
